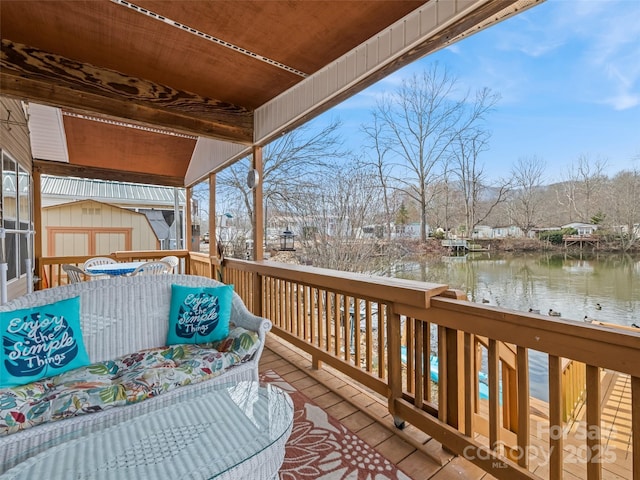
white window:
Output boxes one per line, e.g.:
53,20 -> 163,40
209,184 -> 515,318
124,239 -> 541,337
1,150 -> 33,281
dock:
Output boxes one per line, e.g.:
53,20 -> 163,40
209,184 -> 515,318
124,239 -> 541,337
441,239 -> 490,253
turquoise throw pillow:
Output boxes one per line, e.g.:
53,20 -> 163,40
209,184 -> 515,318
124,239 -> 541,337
1,296 -> 90,388
167,284 -> 234,345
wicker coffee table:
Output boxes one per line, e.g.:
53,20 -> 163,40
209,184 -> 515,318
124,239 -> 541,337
0,381 -> 293,480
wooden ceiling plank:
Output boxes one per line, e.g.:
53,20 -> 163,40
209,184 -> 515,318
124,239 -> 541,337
1,40 -> 253,144
33,159 -> 184,188
255,0 -> 530,146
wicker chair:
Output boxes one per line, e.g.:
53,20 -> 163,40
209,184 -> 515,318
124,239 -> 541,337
160,255 -> 179,273
61,264 -> 87,284
130,260 -> 172,276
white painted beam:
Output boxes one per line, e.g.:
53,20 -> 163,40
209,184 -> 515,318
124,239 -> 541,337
185,137 -> 251,186
27,104 -> 69,163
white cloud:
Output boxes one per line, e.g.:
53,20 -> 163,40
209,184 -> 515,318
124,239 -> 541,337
603,92 -> 640,110
581,2 -> 640,110
445,44 -> 461,55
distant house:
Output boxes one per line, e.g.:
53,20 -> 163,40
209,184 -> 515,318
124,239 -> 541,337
561,223 -> 599,236
612,223 -> 640,236
394,222 -> 422,239
359,224 -> 385,239
356,222 -> 425,240
492,225 -> 525,238
472,225 -> 493,239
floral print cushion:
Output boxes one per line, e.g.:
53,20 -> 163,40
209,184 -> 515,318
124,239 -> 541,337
0,327 -> 260,436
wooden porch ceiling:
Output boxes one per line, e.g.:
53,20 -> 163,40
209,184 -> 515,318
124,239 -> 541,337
1,0 -> 535,186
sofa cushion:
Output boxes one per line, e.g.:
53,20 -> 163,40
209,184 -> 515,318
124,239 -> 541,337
167,284 -> 234,345
0,326 -> 260,436
0,297 -> 90,388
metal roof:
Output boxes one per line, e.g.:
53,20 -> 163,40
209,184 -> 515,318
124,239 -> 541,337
41,175 -> 185,207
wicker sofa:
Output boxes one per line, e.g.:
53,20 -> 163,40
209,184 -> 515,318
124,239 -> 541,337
0,274 -> 271,473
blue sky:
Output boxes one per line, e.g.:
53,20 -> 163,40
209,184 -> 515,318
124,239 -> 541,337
326,0 -> 640,183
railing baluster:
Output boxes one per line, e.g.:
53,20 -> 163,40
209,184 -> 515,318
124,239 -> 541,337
296,281 -> 303,339
464,331 -> 473,436
317,288 -> 325,351
270,277 -> 277,324
377,302 -> 385,379
632,376 -> 639,480
406,316 -> 415,394
549,355 -> 563,480
437,325 -> 446,421
303,286 -> 315,345
585,364 -> 601,480
365,301 -> 373,372
344,295 -> 352,362
287,280 -> 294,335
489,339 -> 500,452
415,318 -> 424,409
516,346 -> 529,469
424,320 -> 431,403
334,293 -> 341,357
354,298 -> 362,368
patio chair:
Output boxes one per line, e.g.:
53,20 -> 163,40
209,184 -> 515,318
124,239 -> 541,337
61,264 -> 87,284
83,257 -> 117,271
130,260 -> 172,276
160,255 -> 179,273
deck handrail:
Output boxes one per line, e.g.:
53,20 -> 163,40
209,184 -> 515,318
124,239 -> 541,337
38,250 -> 190,287
222,258 -> 639,480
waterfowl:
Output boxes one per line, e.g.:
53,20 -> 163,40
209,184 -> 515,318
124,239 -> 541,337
632,323 -> 639,329
596,303 -> 602,310
528,308 -> 540,314
548,309 -> 561,317
482,298 -> 490,304
584,316 -> 595,323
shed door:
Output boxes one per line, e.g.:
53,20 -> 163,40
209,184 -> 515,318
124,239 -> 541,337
48,228 -> 132,255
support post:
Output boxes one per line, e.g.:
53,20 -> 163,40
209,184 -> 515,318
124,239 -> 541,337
33,170 -> 42,290
252,145 -> 264,261
209,173 -> 221,280
387,304 -> 404,429
186,186 -> 193,251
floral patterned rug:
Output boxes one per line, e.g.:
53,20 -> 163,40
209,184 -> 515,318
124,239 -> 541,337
260,370 -> 412,480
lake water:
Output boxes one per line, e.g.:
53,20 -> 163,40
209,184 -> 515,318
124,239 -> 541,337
392,252 -> 640,401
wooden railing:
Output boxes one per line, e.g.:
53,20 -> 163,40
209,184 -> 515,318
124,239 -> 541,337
36,254 -> 639,479
38,250 -> 200,287
222,258 -> 639,480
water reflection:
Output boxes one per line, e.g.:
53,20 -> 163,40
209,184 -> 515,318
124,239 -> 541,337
394,252 -> 640,400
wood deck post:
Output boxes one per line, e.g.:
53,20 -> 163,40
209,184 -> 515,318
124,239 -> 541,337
387,303 -> 404,428
252,145 -> 264,261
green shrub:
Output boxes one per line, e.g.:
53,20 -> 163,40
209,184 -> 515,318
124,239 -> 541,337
539,227 -> 577,245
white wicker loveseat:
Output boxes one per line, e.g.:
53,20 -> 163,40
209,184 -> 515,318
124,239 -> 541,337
0,274 -> 271,473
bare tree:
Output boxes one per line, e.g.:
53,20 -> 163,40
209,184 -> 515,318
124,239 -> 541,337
217,118 -> 345,223
374,64 -> 499,241
451,127 -> 509,236
508,156 -> 547,235
607,164 -> 640,252
557,154 -> 608,222
361,111 -> 396,242
298,163 -> 388,273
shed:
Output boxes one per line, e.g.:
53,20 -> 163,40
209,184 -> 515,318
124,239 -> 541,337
42,199 -> 159,256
